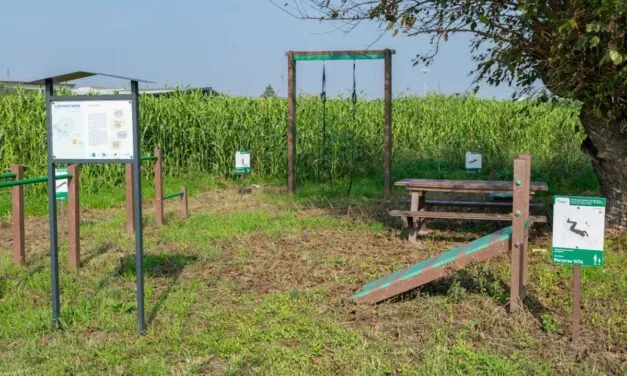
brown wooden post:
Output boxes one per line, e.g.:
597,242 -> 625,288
408,191 -> 424,243
572,265 -> 581,345
125,164 -> 135,234
154,149 -> 164,226
383,49 -> 393,198
11,164 -> 25,265
510,156 -> 529,312
521,152 -> 531,288
287,52 -> 296,194
67,164 -> 80,269
181,186 -> 188,218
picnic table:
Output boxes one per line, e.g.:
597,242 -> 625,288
390,178 -> 549,242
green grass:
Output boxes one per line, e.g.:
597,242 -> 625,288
0,178 -> 624,375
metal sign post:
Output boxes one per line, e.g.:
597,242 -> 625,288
551,195 -> 606,345
37,71 -> 153,334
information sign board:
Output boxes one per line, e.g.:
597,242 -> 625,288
465,151 -> 482,172
552,196 -> 605,267
235,150 -> 251,173
51,100 -> 134,161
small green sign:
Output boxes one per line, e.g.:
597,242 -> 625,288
552,195 -> 605,267
55,168 -> 68,201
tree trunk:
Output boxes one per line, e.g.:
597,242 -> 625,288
579,105 -> 626,229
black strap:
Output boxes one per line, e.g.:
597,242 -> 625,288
347,60 -> 357,194
320,64 -> 328,181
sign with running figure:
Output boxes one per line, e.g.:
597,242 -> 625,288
552,196 -> 606,267
235,150 -> 251,174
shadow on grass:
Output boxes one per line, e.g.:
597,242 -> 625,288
116,253 -> 197,325
80,242 -> 114,268
387,263 -> 551,323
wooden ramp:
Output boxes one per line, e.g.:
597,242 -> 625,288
351,227 -> 513,303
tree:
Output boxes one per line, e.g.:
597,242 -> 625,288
279,0 -> 626,227
261,84 -> 278,98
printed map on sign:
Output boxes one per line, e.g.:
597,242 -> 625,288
51,100 -> 134,160
552,196 -> 605,267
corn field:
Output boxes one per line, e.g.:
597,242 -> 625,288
0,90 -> 587,192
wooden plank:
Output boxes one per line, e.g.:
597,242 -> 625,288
423,199 -> 543,208
352,227 -> 512,303
389,210 -> 546,223
395,178 -> 548,192
408,191 -> 424,242
521,152 -> 531,288
68,165 -> 80,270
11,164 -> 25,266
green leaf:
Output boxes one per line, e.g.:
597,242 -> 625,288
589,36 -> 600,48
609,50 -> 624,65
479,15 -> 488,25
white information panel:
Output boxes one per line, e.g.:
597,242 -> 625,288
552,196 -> 605,266
465,151 -> 482,171
235,150 -> 251,173
51,100 -> 134,160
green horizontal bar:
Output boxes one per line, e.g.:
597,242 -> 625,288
0,174 -> 72,189
294,53 -> 385,61
163,192 -> 183,200
0,172 -> 17,180
141,155 -> 158,161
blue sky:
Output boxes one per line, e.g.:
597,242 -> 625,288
0,0 -> 515,98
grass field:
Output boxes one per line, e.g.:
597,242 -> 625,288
0,173 -> 624,375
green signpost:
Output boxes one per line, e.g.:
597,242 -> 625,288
551,195 -> 606,345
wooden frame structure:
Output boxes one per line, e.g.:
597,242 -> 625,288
352,154 -> 541,312
286,49 -> 395,196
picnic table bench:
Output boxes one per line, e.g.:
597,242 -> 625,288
391,178 -> 549,242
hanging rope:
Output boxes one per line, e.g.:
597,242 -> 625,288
320,64 -> 328,182
347,60 -> 358,195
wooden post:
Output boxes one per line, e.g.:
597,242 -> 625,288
287,52 -> 296,194
181,186 -> 188,218
125,164 -> 135,234
67,165 -> 80,269
383,48 -> 393,198
155,149 -> 164,226
520,153 -> 531,288
11,164 -> 25,265
408,191 -> 424,243
510,156 -> 529,312
572,266 -> 581,345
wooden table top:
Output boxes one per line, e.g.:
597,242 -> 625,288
395,178 -> 548,193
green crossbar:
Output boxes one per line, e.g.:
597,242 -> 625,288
351,227 -> 513,301
141,155 -> 158,161
294,54 -> 385,61
0,174 -> 72,189
163,192 -> 183,200
0,172 -> 17,180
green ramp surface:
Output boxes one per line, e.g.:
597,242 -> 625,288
351,227 -> 512,303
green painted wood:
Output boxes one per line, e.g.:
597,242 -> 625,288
351,227 -> 513,300
0,174 -> 72,189
163,192 -> 183,200
0,172 -> 17,180
141,155 -> 158,161
294,54 -> 385,61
